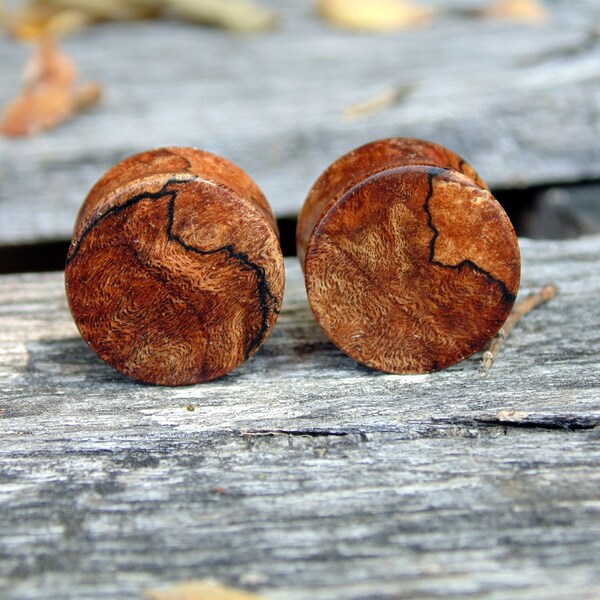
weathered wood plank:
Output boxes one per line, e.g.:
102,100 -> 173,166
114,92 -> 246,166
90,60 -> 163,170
1,237 -> 600,431
1,236 -> 600,599
2,429 -> 599,600
1,0 -> 600,245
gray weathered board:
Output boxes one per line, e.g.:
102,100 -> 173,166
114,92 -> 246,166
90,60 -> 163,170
1,0 -> 600,245
1,236 -> 600,599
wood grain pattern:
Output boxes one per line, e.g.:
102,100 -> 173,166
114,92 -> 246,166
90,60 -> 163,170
297,138 -> 489,268
65,147 -> 284,385
298,139 -> 520,373
1,236 -> 600,600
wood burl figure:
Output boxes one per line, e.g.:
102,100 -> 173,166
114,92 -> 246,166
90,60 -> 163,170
297,138 -> 521,373
66,147 -> 284,385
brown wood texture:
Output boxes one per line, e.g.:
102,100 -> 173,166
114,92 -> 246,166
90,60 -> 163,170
297,138 -> 520,374
65,147 -> 285,386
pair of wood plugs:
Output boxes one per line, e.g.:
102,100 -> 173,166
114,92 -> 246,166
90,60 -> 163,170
65,139 -> 521,385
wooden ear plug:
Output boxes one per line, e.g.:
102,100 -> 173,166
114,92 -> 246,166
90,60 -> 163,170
297,138 -> 521,373
65,147 -> 285,385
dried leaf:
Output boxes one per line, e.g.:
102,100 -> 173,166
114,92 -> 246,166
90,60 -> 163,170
318,0 -> 435,32
43,8 -> 94,37
73,81 -> 102,112
144,580 -> 265,600
29,0 -> 161,21
0,85 -> 71,136
343,84 -> 413,120
22,37 -> 77,88
10,4 -> 95,39
480,0 -> 549,24
1,38 -> 101,137
10,0 -> 277,36
10,5 -> 57,39
165,0 -> 278,32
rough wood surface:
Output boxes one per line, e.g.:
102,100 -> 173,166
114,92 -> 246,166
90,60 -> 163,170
1,236 -> 600,599
298,138 -> 520,373
65,147 -> 284,385
1,0 -> 600,245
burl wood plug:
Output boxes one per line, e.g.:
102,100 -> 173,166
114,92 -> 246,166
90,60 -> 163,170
297,138 -> 521,373
65,147 -> 284,385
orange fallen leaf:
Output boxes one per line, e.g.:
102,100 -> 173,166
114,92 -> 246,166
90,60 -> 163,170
144,580 -> 264,600
73,81 -> 102,112
22,36 -> 77,88
9,5 -> 92,40
0,38 -> 101,137
480,0 -> 549,24
11,6 -> 93,41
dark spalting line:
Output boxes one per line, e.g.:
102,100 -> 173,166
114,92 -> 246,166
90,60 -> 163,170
66,179 -> 185,265
68,177 -> 279,359
166,195 -> 280,358
424,168 -> 516,304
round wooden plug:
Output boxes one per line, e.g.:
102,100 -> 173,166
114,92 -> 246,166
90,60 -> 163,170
65,147 -> 284,385
297,138 -> 521,374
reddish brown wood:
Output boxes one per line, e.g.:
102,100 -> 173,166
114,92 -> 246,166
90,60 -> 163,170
66,147 -> 284,385
297,138 -> 521,374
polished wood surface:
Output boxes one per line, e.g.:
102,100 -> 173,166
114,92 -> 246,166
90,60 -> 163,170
298,138 -> 520,373
65,147 -> 284,385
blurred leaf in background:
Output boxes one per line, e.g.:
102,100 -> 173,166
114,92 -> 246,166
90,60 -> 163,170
318,0 -> 436,32
144,579 -> 265,600
480,0 -> 549,24
0,37 -> 101,136
5,0 -> 278,39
